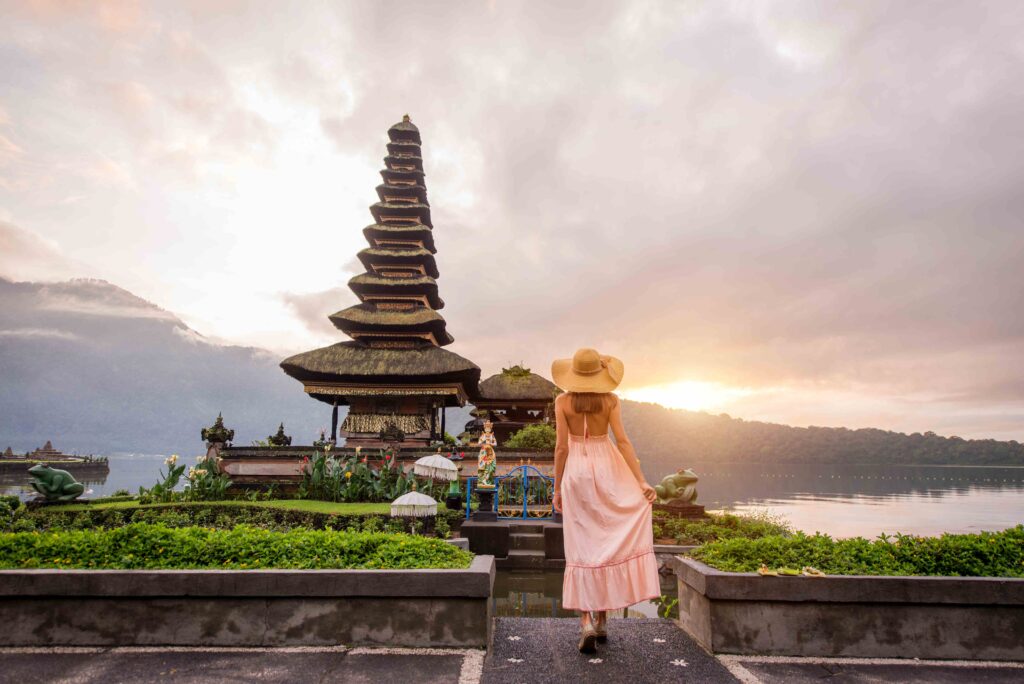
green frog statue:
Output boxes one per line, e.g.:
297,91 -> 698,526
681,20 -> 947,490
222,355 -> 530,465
653,468 -> 698,505
28,464 -> 86,502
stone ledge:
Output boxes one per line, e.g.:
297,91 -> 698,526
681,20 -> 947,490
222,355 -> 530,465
673,556 -> 1024,660
670,556 -> 1024,605
0,556 -> 495,647
0,554 -> 494,599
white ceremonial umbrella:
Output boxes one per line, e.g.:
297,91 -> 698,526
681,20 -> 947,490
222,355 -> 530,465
390,488 -> 438,517
413,454 -> 458,481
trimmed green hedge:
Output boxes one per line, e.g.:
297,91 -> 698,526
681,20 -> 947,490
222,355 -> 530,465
653,510 -> 790,545
0,523 -> 472,570
693,526 -> 1024,577
18,501 -> 461,539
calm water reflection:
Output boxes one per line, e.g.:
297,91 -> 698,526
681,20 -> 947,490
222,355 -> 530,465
690,462 -> 1024,537
492,569 -> 676,619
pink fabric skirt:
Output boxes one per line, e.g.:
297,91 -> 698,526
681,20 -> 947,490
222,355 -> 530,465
561,433 -> 660,611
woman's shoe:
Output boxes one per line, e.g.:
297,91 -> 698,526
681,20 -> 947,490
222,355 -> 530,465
591,612 -> 608,642
578,621 -> 598,653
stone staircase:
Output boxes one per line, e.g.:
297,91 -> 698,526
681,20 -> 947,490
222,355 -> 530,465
495,522 -> 564,570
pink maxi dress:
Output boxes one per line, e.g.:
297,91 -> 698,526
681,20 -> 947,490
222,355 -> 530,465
561,413 -> 661,611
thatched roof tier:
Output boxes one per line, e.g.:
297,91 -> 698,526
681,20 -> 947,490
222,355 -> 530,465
388,116 -> 421,144
362,223 -> 435,252
329,303 -> 453,345
376,183 -> 427,204
387,139 -> 421,156
384,154 -> 424,172
380,168 -> 425,186
348,273 -> 444,309
477,369 -> 560,403
370,201 -> 432,227
357,247 -> 439,278
281,341 -> 479,405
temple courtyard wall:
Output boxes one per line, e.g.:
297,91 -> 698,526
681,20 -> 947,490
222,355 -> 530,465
0,555 -> 495,648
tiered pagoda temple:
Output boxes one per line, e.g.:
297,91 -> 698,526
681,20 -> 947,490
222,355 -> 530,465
281,116 -> 479,447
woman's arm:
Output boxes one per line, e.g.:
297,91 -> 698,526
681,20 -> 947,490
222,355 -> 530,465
609,395 -> 657,502
552,394 -> 569,512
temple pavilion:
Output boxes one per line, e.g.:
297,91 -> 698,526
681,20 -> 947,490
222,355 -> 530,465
469,366 -> 560,444
281,116 -> 480,447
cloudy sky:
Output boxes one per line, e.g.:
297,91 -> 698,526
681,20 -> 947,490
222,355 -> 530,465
2,1 -> 1023,440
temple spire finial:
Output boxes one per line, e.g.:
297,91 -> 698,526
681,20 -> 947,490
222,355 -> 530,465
402,113 -> 410,122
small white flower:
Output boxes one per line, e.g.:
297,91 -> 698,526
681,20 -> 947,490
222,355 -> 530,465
653,637 -> 666,643
506,657 -> 523,663
588,658 -> 603,664
196,454 -> 207,463
164,454 -> 179,466
507,636 -> 521,641
670,659 -> 689,667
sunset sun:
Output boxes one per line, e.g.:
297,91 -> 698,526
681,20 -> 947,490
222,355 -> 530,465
621,380 -> 753,413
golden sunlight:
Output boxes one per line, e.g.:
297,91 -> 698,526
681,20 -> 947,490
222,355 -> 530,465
621,380 -> 754,412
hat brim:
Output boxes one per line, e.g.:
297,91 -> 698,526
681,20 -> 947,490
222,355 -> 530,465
551,355 -> 624,393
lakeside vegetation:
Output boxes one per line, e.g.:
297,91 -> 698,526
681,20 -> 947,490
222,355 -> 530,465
0,523 -> 472,570
654,510 -> 790,546
693,525 -> 1024,577
1,497 -> 460,539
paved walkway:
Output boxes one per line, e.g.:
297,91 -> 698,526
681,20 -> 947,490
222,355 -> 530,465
483,617 -> 738,683
0,646 -> 482,684
1,623 -> 1023,682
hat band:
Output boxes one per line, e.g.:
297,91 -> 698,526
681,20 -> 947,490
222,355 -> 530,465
573,359 -> 607,375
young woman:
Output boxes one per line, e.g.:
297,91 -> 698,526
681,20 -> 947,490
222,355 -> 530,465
551,347 -> 660,653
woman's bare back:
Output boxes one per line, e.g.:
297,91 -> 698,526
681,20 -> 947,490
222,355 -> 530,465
558,393 -> 614,437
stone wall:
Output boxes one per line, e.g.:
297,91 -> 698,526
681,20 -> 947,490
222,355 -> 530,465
671,556 -> 1024,660
0,555 -> 495,647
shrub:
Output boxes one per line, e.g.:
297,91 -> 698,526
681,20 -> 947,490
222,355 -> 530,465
298,447 -> 415,503
505,423 -> 556,450
0,495 -> 21,511
653,510 -> 790,546
0,523 -> 473,570
692,525 -> 1024,577
24,501 -> 463,540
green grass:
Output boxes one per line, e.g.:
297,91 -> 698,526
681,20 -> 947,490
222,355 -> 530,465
0,523 -> 472,570
692,525 -> 1024,577
47,499 -> 428,515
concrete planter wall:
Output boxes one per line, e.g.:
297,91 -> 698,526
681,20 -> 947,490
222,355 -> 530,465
671,556 -> 1024,661
0,555 -> 494,648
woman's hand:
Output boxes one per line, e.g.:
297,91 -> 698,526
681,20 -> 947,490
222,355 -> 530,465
553,490 -> 563,513
639,482 -> 657,504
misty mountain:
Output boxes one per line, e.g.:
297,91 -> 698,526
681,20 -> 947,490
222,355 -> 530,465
0,277 -> 325,455
1,277 -> 1021,466
622,401 -> 1024,473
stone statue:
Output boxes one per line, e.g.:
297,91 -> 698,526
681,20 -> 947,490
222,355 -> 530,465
28,464 -> 85,502
476,419 -> 497,489
201,412 -> 235,445
267,423 -> 292,447
654,468 -> 698,505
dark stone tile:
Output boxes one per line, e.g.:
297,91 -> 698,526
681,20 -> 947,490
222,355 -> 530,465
482,617 -> 739,684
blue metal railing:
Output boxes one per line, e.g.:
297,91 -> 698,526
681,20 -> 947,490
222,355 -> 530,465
464,465 -> 555,520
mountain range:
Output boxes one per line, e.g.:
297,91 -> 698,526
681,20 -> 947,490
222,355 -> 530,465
1,277 -> 1021,467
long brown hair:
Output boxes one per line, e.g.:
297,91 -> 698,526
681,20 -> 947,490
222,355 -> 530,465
570,391 -> 610,414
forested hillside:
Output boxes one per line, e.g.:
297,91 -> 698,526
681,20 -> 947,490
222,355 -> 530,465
621,400 -> 1024,469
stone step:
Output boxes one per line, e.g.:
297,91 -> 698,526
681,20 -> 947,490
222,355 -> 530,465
509,533 -> 545,551
496,549 -> 546,570
508,522 -> 545,534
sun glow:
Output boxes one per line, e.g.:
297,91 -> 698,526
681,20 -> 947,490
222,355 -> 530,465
621,380 -> 754,412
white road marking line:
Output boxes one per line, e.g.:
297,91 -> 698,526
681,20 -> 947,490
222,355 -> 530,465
720,655 -> 1024,669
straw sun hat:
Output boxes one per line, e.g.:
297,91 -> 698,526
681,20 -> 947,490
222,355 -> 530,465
551,347 -> 624,393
